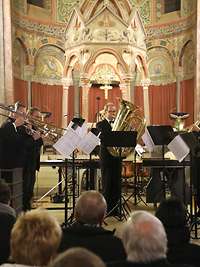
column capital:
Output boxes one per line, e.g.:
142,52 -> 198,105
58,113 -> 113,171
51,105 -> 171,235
24,65 -> 35,80
141,78 -> 151,88
62,77 -> 71,89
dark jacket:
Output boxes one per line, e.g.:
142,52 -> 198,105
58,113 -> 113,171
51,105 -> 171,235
96,119 -> 116,165
59,222 -> 126,263
0,121 -> 27,168
107,258 -> 192,267
165,225 -> 200,267
0,207 -> 16,264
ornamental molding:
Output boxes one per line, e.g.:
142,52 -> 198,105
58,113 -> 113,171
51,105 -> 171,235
13,15 -> 194,42
146,17 -> 195,40
31,76 -> 63,86
12,17 -> 66,39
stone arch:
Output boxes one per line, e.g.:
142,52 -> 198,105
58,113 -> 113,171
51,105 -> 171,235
179,40 -> 195,79
64,52 -> 80,76
135,54 -> 148,79
84,48 -> 128,74
147,45 -> 175,84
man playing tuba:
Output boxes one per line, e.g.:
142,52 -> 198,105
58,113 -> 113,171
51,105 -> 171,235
96,103 -> 121,216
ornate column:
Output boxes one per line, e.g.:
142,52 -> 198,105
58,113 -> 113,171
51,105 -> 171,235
81,78 -> 91,121
0,1 -> 13,107
176,66 -> 182,112
196,0 -> 200,120
62,78 -> 70,128
141,79 -> 151,125
72,69 -> 81,118
120,76 -> 135,102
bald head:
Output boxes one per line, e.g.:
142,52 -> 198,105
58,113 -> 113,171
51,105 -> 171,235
75,191 -> 107,225
49,247 -> 106,267
122,211 -> 167,263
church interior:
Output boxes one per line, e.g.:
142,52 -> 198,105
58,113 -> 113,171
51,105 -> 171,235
1,0 -> 200,244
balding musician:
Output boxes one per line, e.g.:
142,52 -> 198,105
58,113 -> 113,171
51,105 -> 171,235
96,103 -> 121,215
59,190 -> 126,263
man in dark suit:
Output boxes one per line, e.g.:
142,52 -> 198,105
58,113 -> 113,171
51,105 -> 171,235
0,179 -> 16,264
59,190 -> 126,263
0,103 -> 42,211
96,103 -> 121,214
0,103 -> 27,169
23,107 -> 43,210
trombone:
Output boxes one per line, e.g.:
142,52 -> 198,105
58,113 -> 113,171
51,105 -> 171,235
0,103 -> 65,143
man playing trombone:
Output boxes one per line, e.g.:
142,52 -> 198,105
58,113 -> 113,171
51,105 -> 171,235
0,103 -> 42,211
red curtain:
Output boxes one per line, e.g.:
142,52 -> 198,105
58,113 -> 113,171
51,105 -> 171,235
180,78 -> 194,126
13,78 -> 28,106
149,83 -> 177,125
31,82 -> 63,127
134,86 -> 144,116
88,86 -> 105,122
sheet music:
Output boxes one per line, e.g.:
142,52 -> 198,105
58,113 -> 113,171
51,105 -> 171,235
53,127 -> 82,158
142,129 -> 154,152
78,131 -> 100,155
167,135 -> 190,162
67,121 -> 87,138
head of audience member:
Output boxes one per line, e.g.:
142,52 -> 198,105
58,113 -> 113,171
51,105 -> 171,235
10,208 -> 62,266
155,197 -> 189,241
0,179 -> 11,205
104,103 -> 116,121
122,210 -> 167,263
74,190 -> 107,226
49,247 -> 106,267
155,197 -> 187,227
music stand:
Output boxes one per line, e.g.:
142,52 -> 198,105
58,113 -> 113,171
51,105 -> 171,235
64,117 -> 85,225
146,125 -> 175,202
102,131 -> 137,221
178,132 -> 200,238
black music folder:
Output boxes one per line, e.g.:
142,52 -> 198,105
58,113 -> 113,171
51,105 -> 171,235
102,131 -> 137,148
147,125 -> 175,146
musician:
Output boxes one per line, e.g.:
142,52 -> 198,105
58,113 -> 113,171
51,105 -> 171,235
0,103 -> 42,211
0,103 -> 27,169
96,103 -> 121,215
23,107 -> 43,210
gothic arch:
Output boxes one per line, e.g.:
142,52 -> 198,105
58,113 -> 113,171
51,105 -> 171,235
179,40 -> 195,79
84,48 -> 128,74
147,45 -> 175,84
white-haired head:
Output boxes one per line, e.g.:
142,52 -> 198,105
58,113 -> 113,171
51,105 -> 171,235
122,210 -> 167,263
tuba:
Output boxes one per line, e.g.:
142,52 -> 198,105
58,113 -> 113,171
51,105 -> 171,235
107,99 -> 146,157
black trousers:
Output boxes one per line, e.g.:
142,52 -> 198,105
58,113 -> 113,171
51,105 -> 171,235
146,167 -> 189,204
100,157 -> 121,212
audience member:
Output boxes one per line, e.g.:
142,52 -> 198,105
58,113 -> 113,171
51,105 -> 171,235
0,179 -> 16,264
59,190 -> 126,262
156,197 -> 200,267
49,247 -> 106,267
1,208 -> 62,267
108,210 -> 189,267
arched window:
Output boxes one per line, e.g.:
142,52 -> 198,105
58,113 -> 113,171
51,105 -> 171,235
164,0 -> 181,13
27,0 -> 44,8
